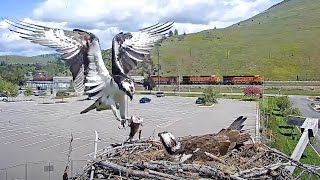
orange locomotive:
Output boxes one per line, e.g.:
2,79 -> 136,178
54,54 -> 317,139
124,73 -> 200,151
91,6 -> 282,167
147,75 -> 263,85
182,75 -> 220,84
222,75 -> 263,85
150,75 -> 179,85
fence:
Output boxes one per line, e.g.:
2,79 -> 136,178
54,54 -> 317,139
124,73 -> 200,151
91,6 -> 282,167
0,159 -> 88,180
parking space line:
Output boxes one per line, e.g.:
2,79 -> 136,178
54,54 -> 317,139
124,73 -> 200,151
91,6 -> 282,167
20,136 -> 63,148
60,142 -> 94,154
0,131 -> 33,139
40,141 -> 70,151
39,131 -> 117,151
4,134 -> 44,144
156,118 -> 182,128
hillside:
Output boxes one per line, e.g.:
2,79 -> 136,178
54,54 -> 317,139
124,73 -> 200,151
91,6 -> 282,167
151,0 -> 320,80
0,53 -> 60,64
1,0 -> 319,80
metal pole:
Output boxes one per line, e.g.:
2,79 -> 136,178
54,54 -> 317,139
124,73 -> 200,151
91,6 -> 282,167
178,72 -> 180,96
25,163 -> 27,180
5,169 -> 7,180
70,160 -> 73,180
90,131 -> 99,180
48,162 -> 50,180
157,46 -> 160,92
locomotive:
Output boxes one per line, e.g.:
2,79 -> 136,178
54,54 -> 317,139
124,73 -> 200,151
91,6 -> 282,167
148,75 -> 263,85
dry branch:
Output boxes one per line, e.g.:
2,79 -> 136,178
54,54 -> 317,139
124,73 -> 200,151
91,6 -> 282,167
72,138 -> 320,180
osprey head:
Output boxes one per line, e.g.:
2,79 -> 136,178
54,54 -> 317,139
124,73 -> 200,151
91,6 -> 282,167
158,131 -> 181,155
120,77 -> 135,100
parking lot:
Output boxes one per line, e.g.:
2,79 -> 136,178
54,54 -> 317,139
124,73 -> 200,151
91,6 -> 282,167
0,95 -> 257,179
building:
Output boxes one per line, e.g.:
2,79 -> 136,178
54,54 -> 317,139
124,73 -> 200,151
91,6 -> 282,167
129,75 -> 145,84
53,76 -> 73,90
25,73 -> 72,90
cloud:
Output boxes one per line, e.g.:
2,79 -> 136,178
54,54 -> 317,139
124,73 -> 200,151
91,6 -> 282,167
0,0 -> 281,56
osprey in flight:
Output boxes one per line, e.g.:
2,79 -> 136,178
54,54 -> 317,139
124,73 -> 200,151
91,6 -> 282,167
6,19 -> 173,128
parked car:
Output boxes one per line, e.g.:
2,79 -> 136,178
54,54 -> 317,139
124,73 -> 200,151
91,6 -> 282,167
155,91 -> 165,97
0,93 -> 8,102
139,97 -> 151,103
196,97 -> 205,104
34,90 -> 46,96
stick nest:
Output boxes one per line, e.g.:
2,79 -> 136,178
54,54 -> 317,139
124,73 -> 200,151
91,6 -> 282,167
73,138 -> 320,180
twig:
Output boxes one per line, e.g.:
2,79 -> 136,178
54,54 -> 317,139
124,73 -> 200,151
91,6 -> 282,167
204,152 -> 225,163
263,144 -> 320,177
96,160 -> 161,179
147,169 -> 185,180
234,162 -> 284,178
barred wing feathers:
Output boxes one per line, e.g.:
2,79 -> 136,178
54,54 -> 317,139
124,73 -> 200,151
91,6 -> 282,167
112,22 -> 174,75
5,19 -> 109,94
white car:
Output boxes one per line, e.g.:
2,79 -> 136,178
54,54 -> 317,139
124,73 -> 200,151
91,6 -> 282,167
0,93 -> 8,102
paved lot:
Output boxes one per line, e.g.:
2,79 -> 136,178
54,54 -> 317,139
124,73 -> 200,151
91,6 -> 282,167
0,95 -> 257,179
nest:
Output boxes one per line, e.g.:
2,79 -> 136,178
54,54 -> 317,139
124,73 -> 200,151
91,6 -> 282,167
73,139 -> 320,180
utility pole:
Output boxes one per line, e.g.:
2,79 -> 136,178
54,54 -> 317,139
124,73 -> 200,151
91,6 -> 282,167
269,48 -> 271,59
157,45 -> 160,92
178,71 -> 180,96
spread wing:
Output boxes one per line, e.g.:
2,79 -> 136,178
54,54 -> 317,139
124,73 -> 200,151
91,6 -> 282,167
227,116 -> 247,130
5,19 -> 110,94
112,22 -> 174,75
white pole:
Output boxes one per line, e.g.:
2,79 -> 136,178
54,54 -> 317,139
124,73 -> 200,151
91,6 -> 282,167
90,131 -> 99,180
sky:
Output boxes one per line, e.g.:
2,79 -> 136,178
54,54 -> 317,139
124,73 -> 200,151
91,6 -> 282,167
0,0 -> 282,56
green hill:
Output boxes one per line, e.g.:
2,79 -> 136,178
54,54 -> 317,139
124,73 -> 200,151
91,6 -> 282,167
2,0 -> 319,81
0,54 -> 60,64
151,0 -> 320,80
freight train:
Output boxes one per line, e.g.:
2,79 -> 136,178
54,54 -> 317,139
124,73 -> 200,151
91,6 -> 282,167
148,75 -> 263,85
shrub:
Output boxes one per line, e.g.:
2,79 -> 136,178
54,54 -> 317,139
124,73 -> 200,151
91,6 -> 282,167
202,87 -> 218,104
244,86 -> 261,98
275,96 -> 291,111
56,90 -> 68,97
24,86 -> 32,96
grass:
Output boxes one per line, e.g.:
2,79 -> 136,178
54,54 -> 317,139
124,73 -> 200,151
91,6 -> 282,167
265,81 -> 320,86
149,0 -> 320,81
136,85 -> 320,96
262,96 -> 320,179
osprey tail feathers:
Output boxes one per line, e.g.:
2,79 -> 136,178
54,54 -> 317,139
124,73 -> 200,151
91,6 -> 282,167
80,98 -> 111,114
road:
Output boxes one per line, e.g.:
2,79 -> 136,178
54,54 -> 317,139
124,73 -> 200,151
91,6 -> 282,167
289,95 -> 320,154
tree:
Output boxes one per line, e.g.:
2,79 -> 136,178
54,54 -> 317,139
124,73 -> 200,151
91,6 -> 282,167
56,90 -> 68,102
243,86 -> 261,100
275,96 -> 291,111
4,81 -> 18,100
174,29 -> 178,36
168,30 -> 173,37
143,77 -> 156,93
24,86 -> 32,96
202,87 -> 218,104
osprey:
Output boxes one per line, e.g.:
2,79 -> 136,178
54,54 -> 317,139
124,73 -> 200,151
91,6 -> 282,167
6,19 -> 173,128
126,115 -> 144,142
158,116 -> 251,163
